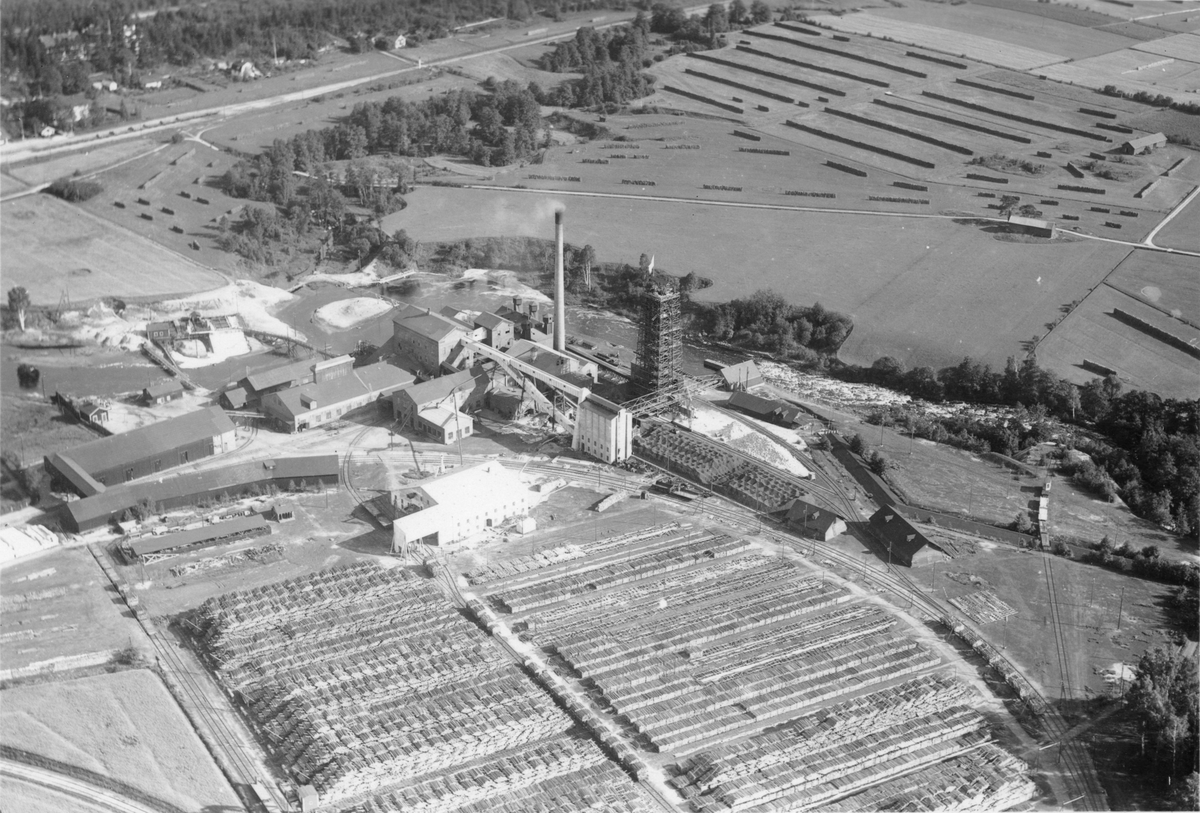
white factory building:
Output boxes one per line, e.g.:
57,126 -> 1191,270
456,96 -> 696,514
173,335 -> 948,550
391,462 -> 536,551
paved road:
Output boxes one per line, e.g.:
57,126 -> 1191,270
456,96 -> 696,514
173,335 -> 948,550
0,758 -> 165,813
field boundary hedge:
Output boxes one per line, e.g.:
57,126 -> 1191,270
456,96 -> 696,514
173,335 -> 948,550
749,28 -> 927,77
872,98 -> 1031,143
1080,107 -> 1117,119
1058,183 -> 1106,194
735,45 -> 890,89
703,184 -> 743,191
527,174 -> 580,181
906,51 -> 967,69
824,160 -> 867,177
786,119 -> 935,168
663,85 -> 743,114
1110,308 -> 1200,360
684,65 -> 794,104
621,178 -> 657,185
954,78 -> 1034,101
662,144 -> 700,149
825,107 -> 973,155
784,190 -> 836,197
921,91 -> 1110,142
691,52 -> 845,96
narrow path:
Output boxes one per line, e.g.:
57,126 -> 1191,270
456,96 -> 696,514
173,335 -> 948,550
0,758 -> 164,813
1144,183 -> 1199,249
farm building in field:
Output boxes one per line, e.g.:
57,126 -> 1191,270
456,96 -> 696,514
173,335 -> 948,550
261,362 -> 414,432
719,360 -> 763,391
142,381 -> 184,405
728,391 -> 804,427
785,499 -> 847,542
1006,214 -> 1054,238
867,506 -> 949,567
392,368 -> 489,444
393,305 -> 470,375
60,455 -> 339,533
391,462 -> 535,550
45,406 -> 236,498
1122,133 -> 1166,155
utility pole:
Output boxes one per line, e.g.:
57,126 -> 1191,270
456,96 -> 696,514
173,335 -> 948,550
1117,585 -> 1126,631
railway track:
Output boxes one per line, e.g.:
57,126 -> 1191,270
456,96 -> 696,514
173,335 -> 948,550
1044,555 -> 1073,702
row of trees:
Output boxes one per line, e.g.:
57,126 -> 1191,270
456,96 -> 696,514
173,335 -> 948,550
538,16 -> 656,107
693,289 -> 854,354
853,354 -> 1198,538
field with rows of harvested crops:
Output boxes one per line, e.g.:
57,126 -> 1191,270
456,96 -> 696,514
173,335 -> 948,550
1036,280 -> 1200,400
473,522 -> 1037,810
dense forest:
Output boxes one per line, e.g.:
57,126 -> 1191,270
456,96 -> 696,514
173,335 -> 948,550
849,354 -> 1198,539
693,289 -> 855,355
537,16 -> 656,107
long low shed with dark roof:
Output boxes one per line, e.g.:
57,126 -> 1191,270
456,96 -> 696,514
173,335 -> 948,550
122,514 -> 270,562
61,454 -> 339,533
45,406 -> 236,497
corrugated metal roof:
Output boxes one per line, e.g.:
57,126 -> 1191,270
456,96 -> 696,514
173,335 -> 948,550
65,455 -> 339,529
394,369 -> 479,409
394,310 -> 465,341
720,360 -> 762,387
127,513 -> 268,556
268,363 -> 413,420
53,406 -> 234,476
242,358 -> 316,394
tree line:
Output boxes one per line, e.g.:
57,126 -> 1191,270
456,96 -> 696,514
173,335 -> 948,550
536,16 -> 656,107
851,354 -> 1198,539
692,289 -> 854,355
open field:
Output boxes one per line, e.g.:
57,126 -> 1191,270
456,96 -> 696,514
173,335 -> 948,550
390,185 -> 1131,370
77,144 -> 250,276
1,194 -> 227,306
1039,47 -> 1200,95
808,12 -> 1065,70
1130,30 -> 1200,59
933,546 -> 1179,702
3,139 -> 161,189
0,547 -> 146,673
0,669 -> 240,812
0,393 -> 105,468
1036,279 -> 1200,399
1151,186 -> 1200,252
869,3 -> 1142,60
1107,248 -> 1200,321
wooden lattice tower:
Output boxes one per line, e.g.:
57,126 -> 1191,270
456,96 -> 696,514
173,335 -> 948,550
632,287 -> 682,396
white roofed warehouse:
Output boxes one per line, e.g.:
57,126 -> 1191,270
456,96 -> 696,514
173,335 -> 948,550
391,462 -> 537,551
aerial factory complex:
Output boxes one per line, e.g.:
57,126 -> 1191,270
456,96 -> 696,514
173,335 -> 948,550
1,0 -> 1197,811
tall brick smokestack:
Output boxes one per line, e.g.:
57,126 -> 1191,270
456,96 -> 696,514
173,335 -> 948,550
554,209 -> 566,352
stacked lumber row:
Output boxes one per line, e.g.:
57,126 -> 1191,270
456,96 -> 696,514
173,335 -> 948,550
825,743 -> 1035,811
465,544 -> 585,585
555,580 -> 844,680
715,465 -> 804,511
417,762 -> 659,813
636,426 -> 742,484
516,556 -> 774,634
492,535 -> 753,612
649,639 -> 940,753
671,676 -> 994,810
344,733 -> 602,813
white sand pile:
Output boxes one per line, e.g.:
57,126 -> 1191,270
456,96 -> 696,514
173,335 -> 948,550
760,360 -> 910,408
312,297 -> 394,331
157,280 -> 299,338
174,329 -> 254,368
682,403 -> 810,478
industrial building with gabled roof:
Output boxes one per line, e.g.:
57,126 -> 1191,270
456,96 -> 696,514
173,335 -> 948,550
866,506 -> 949,567
1122,132 -> 1166,155
392,304 -> 470,374
392,368 -> 489,444
61,454 -> 340,533
261,362 -> 414,432
719,360 -> 763,391
391,462 -> 536,551
728,391 -> 804,427
45,406 -> 237,498
785,499 -> 847,541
